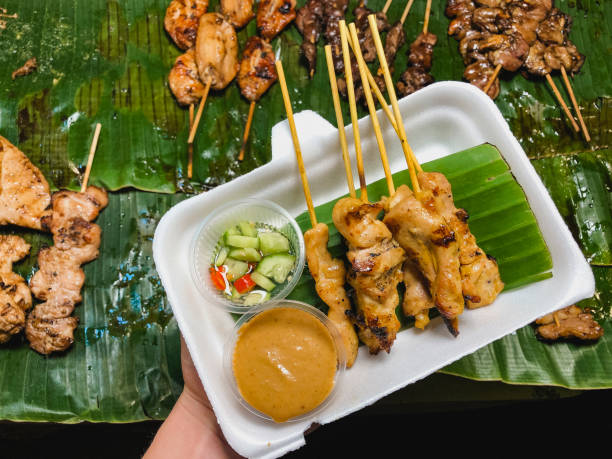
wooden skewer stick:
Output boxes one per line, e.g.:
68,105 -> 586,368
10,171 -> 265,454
560,66 -> 590,142
400,0 -> 415,25
187,79 -> 212,144
368,14 -> 422,194
339,20 -> 368,203
325,45 -> 356,199
382,0 -> 393,14
275,60 -> 317,227
81,123 -> 102,193
348,22 -> 395,196
483,63 -> 502,96
188,104 -> 194,178
346,32 -> 400,136
238,101 -> 256,161
423,0 -> 432,34
545,73 -> 579,132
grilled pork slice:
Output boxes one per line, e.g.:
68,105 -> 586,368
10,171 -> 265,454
304,223 -> 358,367
0,136 -> 51,230
535,305 -> 603,342
383,185 -> 464,336
0,235 -> 31,343
333,197 -> 404,354
402,260 -> 434,330
417,172 -> 503,308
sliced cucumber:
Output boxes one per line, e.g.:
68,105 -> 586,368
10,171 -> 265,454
231,286 -> 242,301
259,231 -> 291,255
243,290 -> 270,306
250,272 -> 276,291
238,221 -> 257,238
255,253 -> 295,284
222,226 -> 241,245
228,247 -> 262,262
223,258 -> 249,281
214,247 -> 229,266
225,235 -> 260,249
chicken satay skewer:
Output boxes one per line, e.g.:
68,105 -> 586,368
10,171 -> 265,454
81,123 -> 102,193
339,21 -> 368,202
348,22 -> 395,196
560,66 -> 590,141
368,14 -> 422,193
545,73 -> 579,132
325,45 -> 356,199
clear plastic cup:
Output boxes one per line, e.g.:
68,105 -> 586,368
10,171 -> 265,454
223,300 -> 347,423
190,198 -> 305,314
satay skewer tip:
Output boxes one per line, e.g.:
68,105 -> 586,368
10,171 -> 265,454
560,66 -> 590,142
81,122 -> 102,193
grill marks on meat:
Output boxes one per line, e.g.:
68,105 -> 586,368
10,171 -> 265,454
535,305 -> 604,342
195,13 -> 239,91
237,37 -> 278,102
0,136 -> 51,230
220,0 -> 254,29
257,0 -> 297,41
168,49 -> 207,106
0,236 -> 31,344
332,198 -> 404,354
26,187 -> 108,355
354,4 -> 389,63
164,0 -> 209,50
304,223 -> 359,367
397,32 -> 437,98
402,260 -> 434,330
296,0 -> 324,76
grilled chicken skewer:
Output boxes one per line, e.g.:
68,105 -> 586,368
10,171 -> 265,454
221,0 -> 254,28
0,236 -> 31,344
164,0 -> 209,50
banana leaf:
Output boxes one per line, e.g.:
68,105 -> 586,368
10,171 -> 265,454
0,0 -> 610,422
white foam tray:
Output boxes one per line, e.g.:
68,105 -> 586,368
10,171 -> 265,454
153,82 -> 594,458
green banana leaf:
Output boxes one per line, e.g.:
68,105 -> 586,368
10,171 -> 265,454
0,0 -> 610,422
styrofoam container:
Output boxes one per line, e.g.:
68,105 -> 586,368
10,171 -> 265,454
153,82 -> 594,458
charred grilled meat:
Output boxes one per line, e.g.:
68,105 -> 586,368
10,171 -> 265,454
195,13 -> 239,90
464,60 -> 500,98
396,32 -> 437,97
402,260 -> 435,330
220,0 -> 254,29
26,187 -> 108,355
323,0 -> 349,73
0,136 -> 51,230
164,0 -> 209,50
257,0 -> 297,41
237,37 -> 278,102
296,0 -> 324,77
535,305 -> 604,342
304,223 -> 359,367
0,236 -> 31,344
397,66 -> 434,97
168,49 -> 208,106
354,2 -> 390,62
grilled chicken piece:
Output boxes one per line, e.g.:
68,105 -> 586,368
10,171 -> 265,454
296,0 -> 324,76
536,305 -> 604,342
448,13 -> 473,40
524,39 -> 551,76
397,66 -> 434,97
536,8 -> 571,45
323,0 -> 349,73
474,0 -> 509,7
168,49 -> 207,106
0,136 -> 51,230
543,41 -> 585,76
220,0 -> 254,29
237,37 -> 278,103
459,29 -> 488,64
256,0 -> 297,41
304,223 -> 358,367
480,33 -> 529,72
26,187 -> 108,355
384,22 -> 407,67
164,0 -> 209,50
332,198 -> 404,353
402,260 -> 434,330
418,172 -> 503,308
0,236 -> 31,344
383,185 -> 464,336
195,13 -> 239,91
445,0 -> 475,17
354,3 -> 389,62
408,32 -> 438,71
500,4 -> 540,44
472,7 -> 509,33
464,59 -> 500,98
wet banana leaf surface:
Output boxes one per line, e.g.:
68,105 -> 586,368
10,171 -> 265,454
0,0 -> 610,421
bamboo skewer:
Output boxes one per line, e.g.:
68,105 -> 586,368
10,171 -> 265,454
339,20 -> 368,203
187,79 -> 212,144
400,0 -> 415,25
545,73 -> 579,132
483,63 -> 502,95
348,22 -> 395,196
238,101 -> 256,161
368,14 -> 422,195
325,45 -> 357,199
423,0 -> 432,34
188,104 -> 194,178
81,123 -> 102,193
382,0 -> 393,15
560,66 -> 590,142
275,60 -> 317,226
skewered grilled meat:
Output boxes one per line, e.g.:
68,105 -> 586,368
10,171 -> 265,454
383,185 -> 464,336
332,198 -> 404,354
323,0 -> 349,73
296,0 -> 324,76
168,49 -> 208,106
402,260 -> 434,330
257,0 -> 297,41
472,7 -> 509,33
397,66 -> 434,97
409,32 -> 438,71
449,12 -> 474,40
354,2 -> 390,62
0,136 -> 51,230
237,37 -> 278,102
220,0 -> 254,29
384,22 -> 407,67
523,39 -> 551,76
195,13 -> 239,90
458,29 -> 487,64
0,235 -> 31,344
480,32 -> 529,71
474,0 -> 509,6
535,305 -> 604,342
164,0 -> 209,50
417,172 -> 503,308
446,0 -> 475,17
536,7 -> 571,45
464,59 -> 500,98
26,187 -> 108,355
544,42 -> 584,75
304,223 -> 359,367
500,4 -> 540,44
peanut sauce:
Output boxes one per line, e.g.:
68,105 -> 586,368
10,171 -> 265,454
232,307 -> 337,422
